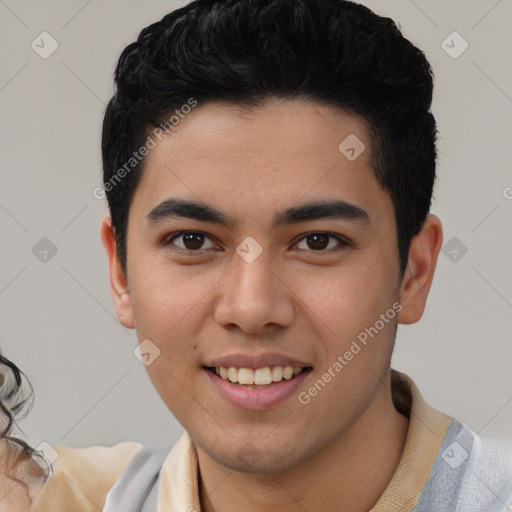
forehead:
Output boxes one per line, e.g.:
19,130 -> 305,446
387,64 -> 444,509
145,99 -> 373,170
130,99 -> 391,230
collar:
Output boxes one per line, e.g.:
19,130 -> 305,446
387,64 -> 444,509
371,369 -> 453,511
156,369 -> 453,512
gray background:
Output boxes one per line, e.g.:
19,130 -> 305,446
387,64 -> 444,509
0,0 -> 510,452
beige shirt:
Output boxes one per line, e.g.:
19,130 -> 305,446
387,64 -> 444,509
30,370 -> 453,511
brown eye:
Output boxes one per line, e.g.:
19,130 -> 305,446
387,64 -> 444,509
164,231 -> 216,252
162,230 -> 349,255
295,232 -> 348,252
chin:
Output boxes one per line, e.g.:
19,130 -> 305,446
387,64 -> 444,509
200,436 -> 306,475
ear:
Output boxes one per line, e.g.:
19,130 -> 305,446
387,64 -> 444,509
397,214 -> 443,325
99,215 -> 134,329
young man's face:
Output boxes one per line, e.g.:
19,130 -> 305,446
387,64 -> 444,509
101,99 -> 440,473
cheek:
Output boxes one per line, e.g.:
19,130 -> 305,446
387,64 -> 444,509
128,265 -> 224,389
298,261 -> 399,398
299,261 -> 395,336
129,263 -> 210,335
144,363 -> 197,425
128,281 -> 190,379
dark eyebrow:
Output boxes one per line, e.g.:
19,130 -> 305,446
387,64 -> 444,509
146,198 -> 370,230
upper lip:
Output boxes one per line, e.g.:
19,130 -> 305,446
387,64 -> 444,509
204,353 -> 312,369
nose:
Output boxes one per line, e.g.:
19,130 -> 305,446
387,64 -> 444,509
213,249 -> 295,335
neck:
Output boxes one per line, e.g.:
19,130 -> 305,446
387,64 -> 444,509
197,371 -> 409,512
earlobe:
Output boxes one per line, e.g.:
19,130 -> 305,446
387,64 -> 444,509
99,215 -> 135,329
397,214 -> 443,325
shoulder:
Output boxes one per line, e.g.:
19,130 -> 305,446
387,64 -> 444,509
420,419 -> 512,510
460,430 -> 512,509
30,441 -> 143,512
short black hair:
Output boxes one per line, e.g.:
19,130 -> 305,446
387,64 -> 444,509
101,0 -> 437,278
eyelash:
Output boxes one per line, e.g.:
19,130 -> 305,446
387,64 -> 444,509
162,231 -> 350,255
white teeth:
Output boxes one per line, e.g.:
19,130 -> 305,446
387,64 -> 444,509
238,368 -> 254,385
213,365 -> 305,385
271,366 -> 283,381
227,367 -> 238,382
254,367 -> 272,385
282,367 -> 294,380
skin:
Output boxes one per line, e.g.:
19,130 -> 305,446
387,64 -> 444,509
100,98 -> 443,512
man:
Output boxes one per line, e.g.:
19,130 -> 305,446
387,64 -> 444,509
22,0 -> 512,510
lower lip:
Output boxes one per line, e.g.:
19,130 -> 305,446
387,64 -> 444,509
203,368 -> 312,410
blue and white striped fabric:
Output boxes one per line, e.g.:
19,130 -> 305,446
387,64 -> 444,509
413,419 -> 512,511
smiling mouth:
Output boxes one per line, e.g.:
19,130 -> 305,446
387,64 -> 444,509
204,365 -> 313,388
